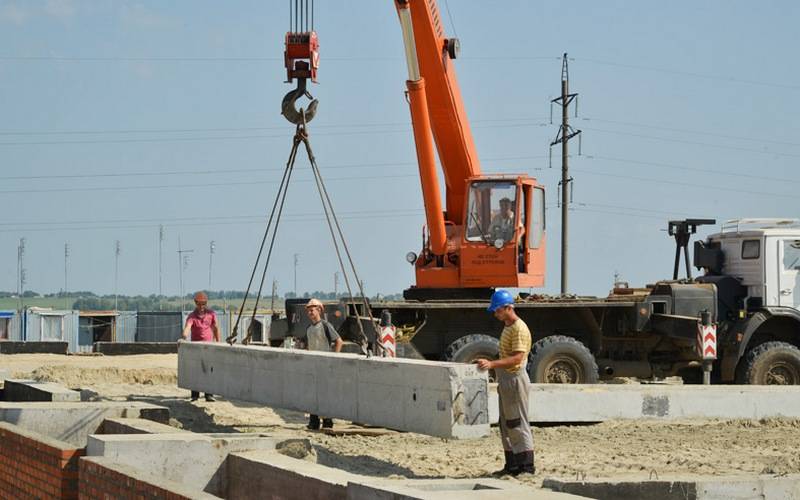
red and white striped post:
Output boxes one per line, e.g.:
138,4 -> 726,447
697,309 -> 717,385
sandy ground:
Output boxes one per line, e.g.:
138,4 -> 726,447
3,353 -> 800,488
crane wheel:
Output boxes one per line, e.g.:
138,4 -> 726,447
445,334 -> 499,381
741,341 -> 800,385
528,335 -> 598,384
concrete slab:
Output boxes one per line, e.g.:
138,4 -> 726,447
101,417 -> 186,435
543,474 -> 800,500
178,342 -> 489,439
227,449 -> 361,500
80,456 -> 221,499
0,341 -> 68,354
349,479 -> 589,499
88,432 -> 310,497
488,383 -> 800,423
0,401 -> 169,447
3,378 -> 81,402
93,341 -> 178,355
227,450 -> 584,500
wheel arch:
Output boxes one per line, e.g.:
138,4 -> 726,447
732,308 -> 800,380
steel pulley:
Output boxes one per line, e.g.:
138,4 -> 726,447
283,1 -> 319,125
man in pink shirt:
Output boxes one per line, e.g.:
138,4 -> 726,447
181,291 -> 221,402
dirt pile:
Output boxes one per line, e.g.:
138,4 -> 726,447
28,365 -> 177,387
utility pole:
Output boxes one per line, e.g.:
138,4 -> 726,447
64,243 -> 69,310
114,240 -> 121,310
334,271 -> 339,297
550,53 -> 582,295
17,238 -> 26,312
208,240 -> 216,289
177,237 -> 194,311
158,225 -> 165,297
270,279 -> 278,312
293,253 -> 299,296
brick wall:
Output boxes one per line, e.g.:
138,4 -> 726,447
79,457 -> 217,500
0,422 -> 84,499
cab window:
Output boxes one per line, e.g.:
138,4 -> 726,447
529,187 -> 545,249
465,181 -> 517,244
741,240 -> 760,259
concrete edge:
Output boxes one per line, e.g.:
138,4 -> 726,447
0,421 -> 79,451
100,417 -> 185,435
80,456 -> 221,499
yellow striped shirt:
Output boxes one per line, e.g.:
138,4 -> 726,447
499,319 -> 532,373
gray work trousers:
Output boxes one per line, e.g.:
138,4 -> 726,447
497,367 -> 534,453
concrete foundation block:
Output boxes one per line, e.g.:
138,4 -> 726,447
88,432 -> 310,497
101,417 -> 185,435
3,379 -> 81,402
0,401 -> 169,447
0,341 -> 68,354
543,474 -> 800,500
488,384 -> 800,424
80,456 -> 221,499
348,478 -> 588,499
178,342 -> 489,439
93,341 -> 178,355
227,450 -> 360,500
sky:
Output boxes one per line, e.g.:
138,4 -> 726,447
1,0 -> 799,299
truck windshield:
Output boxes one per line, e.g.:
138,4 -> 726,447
465,181 -> 517,244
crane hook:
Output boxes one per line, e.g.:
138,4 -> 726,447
281,78 -> 318,125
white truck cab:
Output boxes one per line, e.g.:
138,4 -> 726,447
706,218 -> 800,310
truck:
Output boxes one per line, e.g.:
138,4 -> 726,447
270,1 -> 800,385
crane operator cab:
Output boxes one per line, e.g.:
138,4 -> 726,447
406,175 -> 546,300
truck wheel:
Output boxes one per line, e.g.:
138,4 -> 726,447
742,341 -> 800,385
445,334 -> 499,381
529,335 -> 599,384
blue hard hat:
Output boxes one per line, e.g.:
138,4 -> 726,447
487,289 -> 515,312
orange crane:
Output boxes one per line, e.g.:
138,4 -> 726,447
393,0 -> 546,300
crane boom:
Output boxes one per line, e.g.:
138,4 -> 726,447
394,0 -> 546,296
401,0 -> 481,224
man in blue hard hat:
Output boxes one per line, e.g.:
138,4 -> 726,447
476,289 -> 535,476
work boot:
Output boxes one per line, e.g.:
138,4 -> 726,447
513,451 -> 535,476
307,414 -> 321,430
491,451 -> 517,476
204,394 -> 216,402
322,418 -> 334,429
190,391 -> 199,402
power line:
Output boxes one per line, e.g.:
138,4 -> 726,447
0,119 -> 550,147
0,116 -> 549,137
0,173 -> 419,195
574,57 -> 800,91
0,208 -> 423,228
572,168 -> 800,200
583,154 -> 800,185
0,211 -> 426,234
583,126 -> 800,159
0,153 -> 549,182
580,117 -> 800,148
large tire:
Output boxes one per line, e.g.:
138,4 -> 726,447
529,335 -> 599,384
742,341 -> 800,385
445,334 -> 499,363
445,334 -> 499,381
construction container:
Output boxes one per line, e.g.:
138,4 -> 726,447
0,311 -> 20,341
136,311 -> 182,343
23,308 -> 80,352
78,311 -> 138,349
